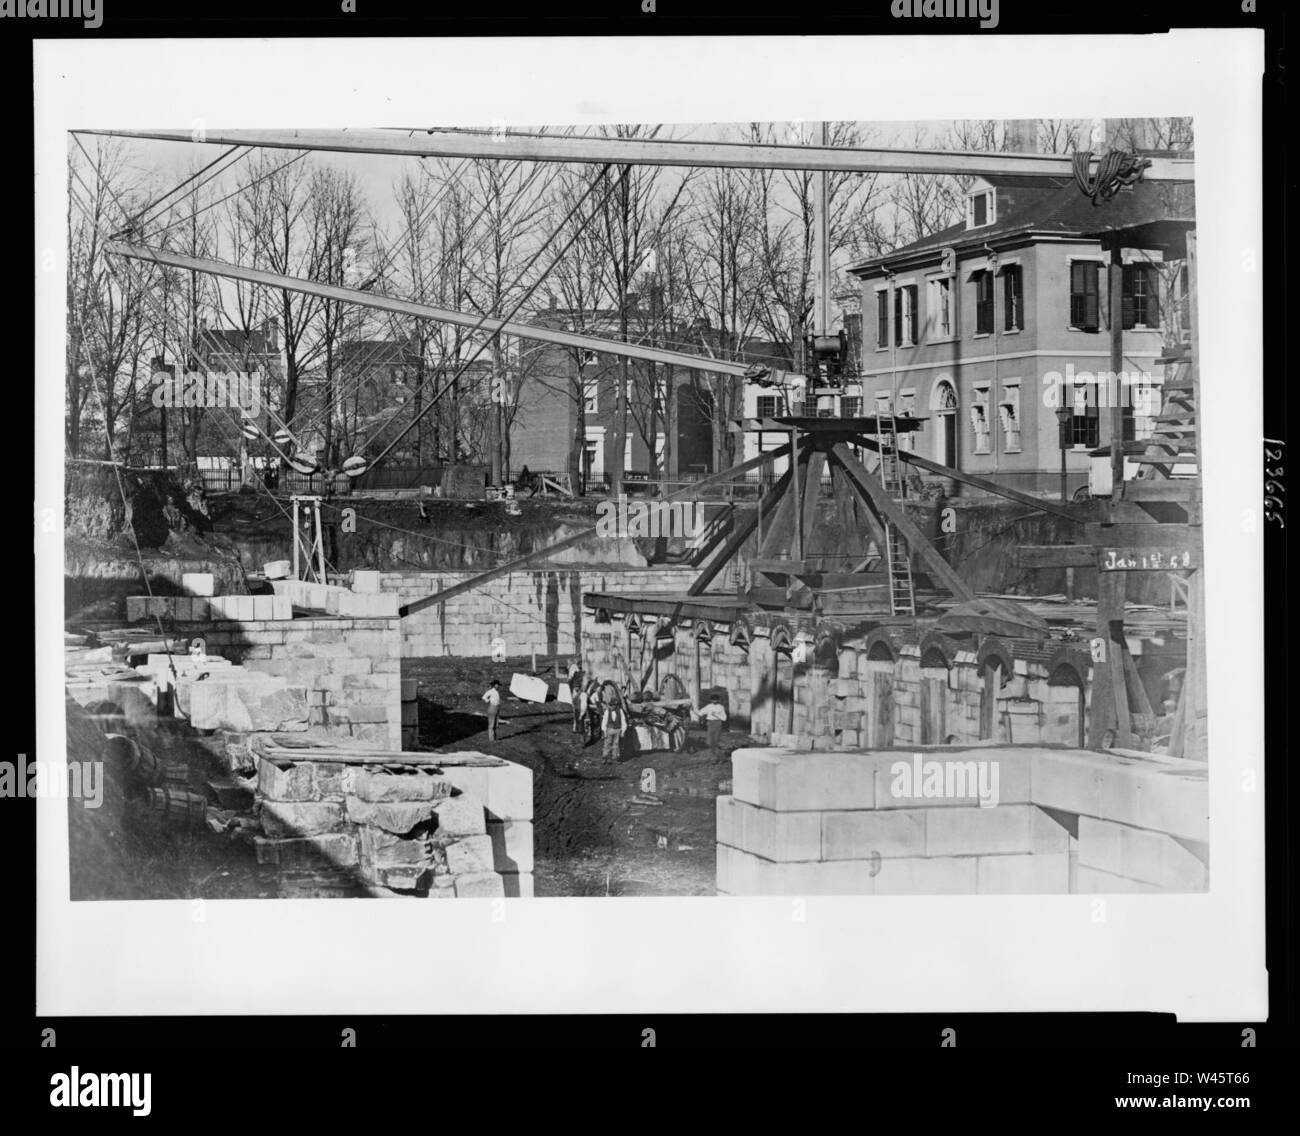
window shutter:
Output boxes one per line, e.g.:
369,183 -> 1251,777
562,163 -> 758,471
894,288 -> 904,347
877,291 -> 889,346
1146,266 -> 1161,326
1084,265 -> 1099,331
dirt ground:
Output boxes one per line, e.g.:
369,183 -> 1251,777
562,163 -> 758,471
405,656 -> 740,896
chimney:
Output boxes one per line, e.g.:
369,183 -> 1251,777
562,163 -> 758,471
1004,120 -> 1038,154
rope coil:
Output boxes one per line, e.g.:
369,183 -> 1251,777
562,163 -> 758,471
1071,149 -> 1152,205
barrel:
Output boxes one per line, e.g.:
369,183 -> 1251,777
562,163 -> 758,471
103,733 -> 163,787
144,785 -> 208,828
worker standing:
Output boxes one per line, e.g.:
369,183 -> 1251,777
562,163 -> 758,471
601,695 -> 627,765
699,692 -> 727,755
584,681 -> 603,747
568,665 -> 585,734
482,679 -> 503,741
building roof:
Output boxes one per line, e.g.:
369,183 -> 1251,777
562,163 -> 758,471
201,326 -> 279,357
849,176 -> 1196,277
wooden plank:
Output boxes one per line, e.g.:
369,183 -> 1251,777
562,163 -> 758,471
1120,479 -> 1201,502
1121,641 -> 1155,720
106,241 -> 758,380
403,443 -> 791,615
857,437 -> 1079,522
1015,545 -> 1095,568
90,128 -> 1196,180
1086,523 -> 1196,546
799,450 -> 828,557
829,443 -> 976,602
1098,547 -> 1196,572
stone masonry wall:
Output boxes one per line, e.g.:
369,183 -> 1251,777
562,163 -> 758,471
717,746 -> 1208,896
378,567 -> 699,658
253,750 -> 534,899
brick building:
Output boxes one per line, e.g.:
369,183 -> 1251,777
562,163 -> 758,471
846,175 -> 1195,495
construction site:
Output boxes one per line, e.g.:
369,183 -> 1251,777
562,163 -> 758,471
61,119 -> 1207,901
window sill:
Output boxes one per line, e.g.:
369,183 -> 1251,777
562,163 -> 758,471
1004,447 -> 1022,455
1068,327 -> 1100,334
927,336 -> 957,345
972,332 -> 991,340
1003,328 -> 1022,336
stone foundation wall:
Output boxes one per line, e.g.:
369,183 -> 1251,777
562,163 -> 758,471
376,567 -> 699,658
716,746 -> 1208,895
253,750 -> 534,899
581,613 -> 1095,748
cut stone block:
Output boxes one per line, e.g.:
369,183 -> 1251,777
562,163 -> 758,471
453,871 -> 505,899
258,759 -> 317,802
126,597 -> 148,622
872,855 -> 978,895
509,673 -> 549,703
182,572 -> 215,596
716,796 -> 821,862
271,596 -> 293,621
253,595 -> 276,621
260,800 -> 345,838
253,832 -> 358,869
445,834 -> 495,875
976,852 -> 1070,894
1077,816 -> 1207,891
438,760 -> 533,821
351,570 -> 381,593
400,678 -> 419,702
486,819 -> 534,873
345,796 -> 439,834
821,808 -> 926,860
350,769 -> 452,803
433,792 -> 488,836
264,560 -> 292,579
925,805 -> 1037,857
731,748 -> 878,812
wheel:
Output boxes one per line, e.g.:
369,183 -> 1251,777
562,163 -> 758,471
658,673 -> 687,703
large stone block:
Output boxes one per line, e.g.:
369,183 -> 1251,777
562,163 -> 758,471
253,832 -> 358,869
872,855 -> 978,895
486,819 -> 534,873
1077,816 -> 1207,891
258,758 -> 317,802
445,834 -> 496,875
350,769 -> 452,803
439,759 -> 533,821
454,871 -> 505,898
730,748 -> 879,812
716,796 -> 821,862
502,872 -> 534,899
976,852 -> 1070,894
1073,865 -> 1163,894
433,792 -> 488,836
260,800 -> 345,838
182,572 -> 214,596
874,750 -> 1031,810
822,808 -> 926,860
925,805 -> 1037,857
346,796 -> 439,834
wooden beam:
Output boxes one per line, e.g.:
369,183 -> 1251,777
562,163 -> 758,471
856,437 -> 1080,522
403,443 -> 790,615
688,469 -> 793,596
87,127 -> 1196,181
1086,522 -> 1197,547
105,241 -> 759,380
1015,545 -> 1095,568
799,450 -> 827,557
829,443 -> 976,602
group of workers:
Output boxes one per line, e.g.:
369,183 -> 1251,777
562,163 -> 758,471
480,662 -> 728,762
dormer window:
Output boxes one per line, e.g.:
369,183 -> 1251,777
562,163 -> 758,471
966,188 -> 996,229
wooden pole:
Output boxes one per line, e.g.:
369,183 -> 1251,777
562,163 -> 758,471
402,443 -> 792,615
87,128 -> 1195,181
829,443 -> 976,602
105,241 -> 760,381
1109,241 -> 1126,495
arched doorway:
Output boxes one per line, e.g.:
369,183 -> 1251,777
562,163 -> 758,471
931,379 -> 958,469
1047,662 -> 1087,747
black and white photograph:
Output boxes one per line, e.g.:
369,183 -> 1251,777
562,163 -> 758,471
34,31 -> 1267,1020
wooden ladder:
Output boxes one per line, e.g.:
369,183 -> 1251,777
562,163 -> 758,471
878,414 -> 916,616
1135,347 -> 1197,480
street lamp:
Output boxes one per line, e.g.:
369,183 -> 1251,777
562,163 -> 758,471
1054,404 -> 1072,503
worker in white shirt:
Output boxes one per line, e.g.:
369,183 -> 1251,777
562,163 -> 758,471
600,695 -> 627,764
568,665 -> 585,734
699,692 -> 727,754
482,679 -> 502,740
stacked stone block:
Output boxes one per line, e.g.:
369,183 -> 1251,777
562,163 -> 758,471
716,746 -> 1208,896
254,749 -> 534,899
382,567 -> 698,658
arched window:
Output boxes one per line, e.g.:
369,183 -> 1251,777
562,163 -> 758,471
1047,660 -> 1087,748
